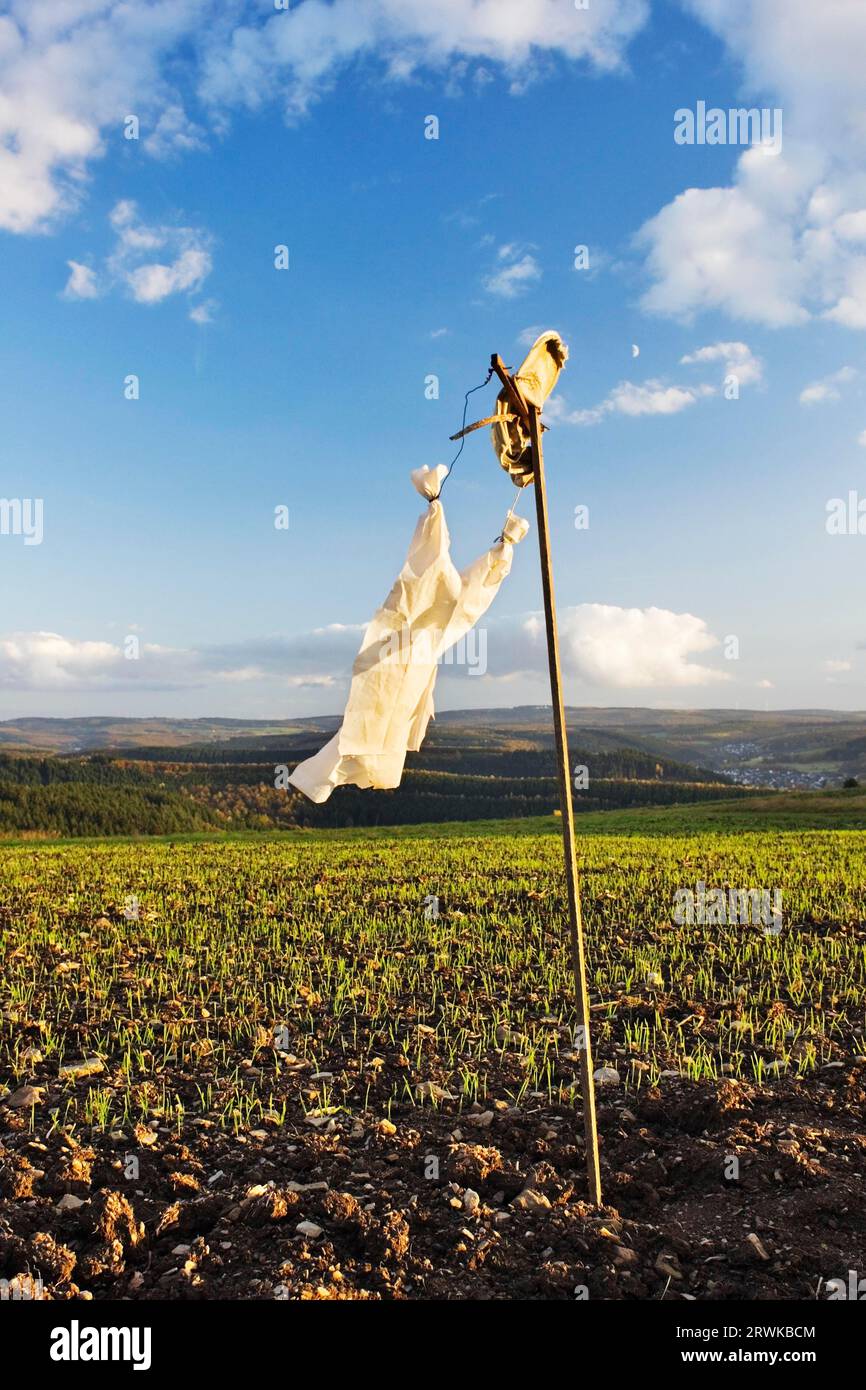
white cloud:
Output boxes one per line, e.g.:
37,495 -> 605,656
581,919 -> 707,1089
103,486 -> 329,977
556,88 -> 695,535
484,247 -> 541,299
62,259 -> 98,299
682,0 -> 866,151
638,156 -> 813,327
549,377 -> 715,426
858,429 -> 866,447
197,1 -> 649,117
517,324 -> 547,348
1,607 -> 729,695
680,341 -> 763,387
286,675 -> 338,689
799,366 -> 856,405
515,605 -> 730,688
835,211 -> 866,244
142,103 -> 206,159
0,0 -> 648,234
125,246 -> 211,304
108,200 -> 212,304
65,199 -> 213,308
825,261 -> 866,330
212,665 -> 266,684
639,1 -> 866,330
189,297 -> 217,324
0,625 -> 366,693
0,1 -> 212,233
0,632 -> 123,689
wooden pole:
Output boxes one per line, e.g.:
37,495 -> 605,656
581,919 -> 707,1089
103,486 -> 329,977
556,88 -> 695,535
487,353 -> 602,1206
527,402 -> 603,1207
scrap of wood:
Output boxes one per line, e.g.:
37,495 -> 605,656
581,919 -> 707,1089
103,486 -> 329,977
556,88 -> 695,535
746,1232 -> 771,1261
449,413 -> 516,441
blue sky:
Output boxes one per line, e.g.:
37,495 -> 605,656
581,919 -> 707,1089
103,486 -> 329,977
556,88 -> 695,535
1,0 -> 864,718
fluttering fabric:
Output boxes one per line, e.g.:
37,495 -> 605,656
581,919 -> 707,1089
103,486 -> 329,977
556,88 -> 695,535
491,330 -> 568,486
289,465 -> 529,803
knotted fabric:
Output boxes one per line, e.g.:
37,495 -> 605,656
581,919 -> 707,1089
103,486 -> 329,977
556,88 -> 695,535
289,465 -> 529,802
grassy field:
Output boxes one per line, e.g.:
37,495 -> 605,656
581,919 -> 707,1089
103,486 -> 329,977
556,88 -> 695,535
3,812 -> 864,1117
1,799 -> 864,1299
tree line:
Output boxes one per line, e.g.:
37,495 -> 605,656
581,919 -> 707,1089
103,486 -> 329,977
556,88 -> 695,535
0,748 -> 747,837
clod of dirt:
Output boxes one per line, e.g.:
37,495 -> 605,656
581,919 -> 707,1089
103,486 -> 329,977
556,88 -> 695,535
240,1188 -> 302,1226
371,1211 -> 410,1262
447,1143 -> 503,1188
29,1231 -> 77,1284
0,1152 -> 40,1198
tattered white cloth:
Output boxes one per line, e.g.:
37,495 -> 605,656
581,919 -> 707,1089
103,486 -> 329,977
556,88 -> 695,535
491,330 -> 568,486
289,465 -> 529,803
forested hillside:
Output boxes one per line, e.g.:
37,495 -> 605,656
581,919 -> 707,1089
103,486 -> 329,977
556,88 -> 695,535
0,741 -> 748,837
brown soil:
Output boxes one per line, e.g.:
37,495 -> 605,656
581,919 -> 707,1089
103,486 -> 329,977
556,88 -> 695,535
2,1069 -> 864,1301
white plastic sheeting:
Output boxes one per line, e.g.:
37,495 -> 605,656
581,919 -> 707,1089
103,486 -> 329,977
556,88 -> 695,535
289,464 -> 529,803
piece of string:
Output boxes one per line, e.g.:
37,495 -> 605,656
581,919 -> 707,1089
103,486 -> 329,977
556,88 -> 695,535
431,368 -> 495,501
495,485 -> 523,543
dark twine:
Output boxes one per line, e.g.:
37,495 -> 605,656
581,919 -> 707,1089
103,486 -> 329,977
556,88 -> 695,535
431,368 -> 495,500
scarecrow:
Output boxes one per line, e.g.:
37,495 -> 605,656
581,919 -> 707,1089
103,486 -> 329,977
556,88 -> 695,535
290,332 -> 565,801
291,332 -> 603,1206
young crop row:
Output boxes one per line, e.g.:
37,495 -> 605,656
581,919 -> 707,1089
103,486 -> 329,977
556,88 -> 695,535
1,829 -> 864,1136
